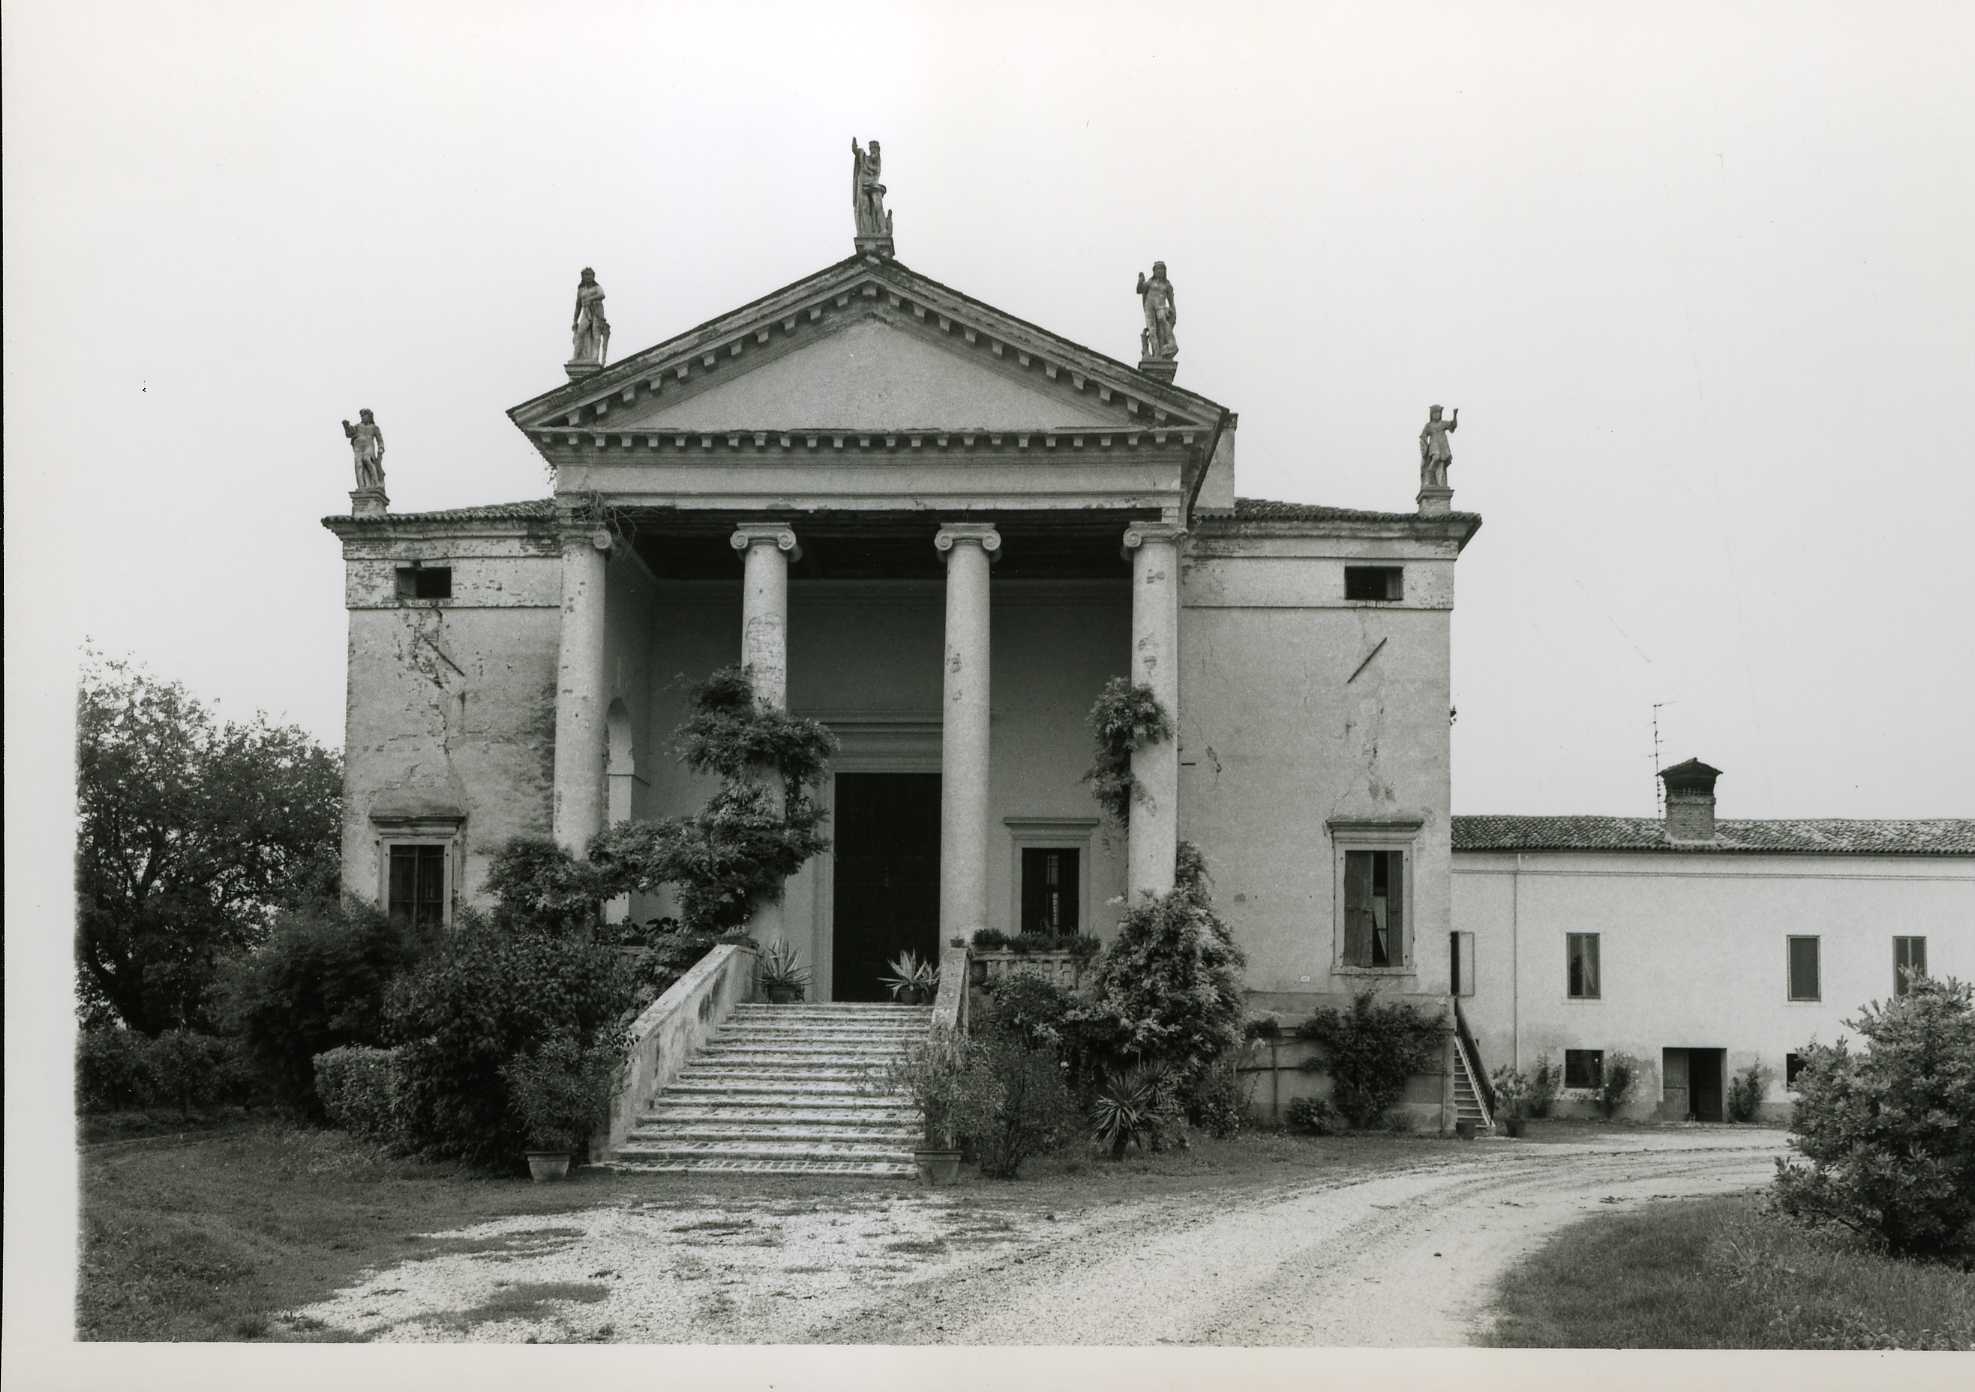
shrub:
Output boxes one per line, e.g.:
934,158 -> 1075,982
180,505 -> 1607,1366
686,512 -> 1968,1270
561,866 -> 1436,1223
313,1045 -> 403,1144
215,897 -> 429,1113
1523,1055 -> 1561,1118
886,1026 -> 1001,1151
1595,1051 -> 1640,1120
1081,842 -> 1245,1089
76,1026 -> 254,1115
1772,975 -> 1975,1257
1285,1095 -> 1346,1136
1186,1053 -> 1255,1138
501,1035 -> 619,1154
1298,991 -> 1445,1130
481,838 -> 610,932
385,910 -> 632,1167
971,1035 -> 1079,1178
1082,678 -> 1172,826
1727,1060 -> 1771,1123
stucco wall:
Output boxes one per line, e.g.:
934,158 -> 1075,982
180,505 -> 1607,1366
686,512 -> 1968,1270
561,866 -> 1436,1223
337,528 -> 561,910
1180,529 -> 1459,1014
1453,850 -> 1975,1120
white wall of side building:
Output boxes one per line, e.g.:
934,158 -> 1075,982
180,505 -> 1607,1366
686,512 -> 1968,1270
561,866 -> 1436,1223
1452,849 -> 1975,1121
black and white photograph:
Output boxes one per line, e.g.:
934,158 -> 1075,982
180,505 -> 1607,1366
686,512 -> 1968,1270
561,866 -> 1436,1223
5,2 -> 1972,1387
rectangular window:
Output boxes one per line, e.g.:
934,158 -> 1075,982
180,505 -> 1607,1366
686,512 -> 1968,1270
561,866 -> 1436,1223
1564,1049 -> 1604,1089
1344,565 -> 1404,601
396,565 -> 453,600
1343,849 -> 1405,967
1785,1052 -> 1809,1088
1567,932 -> 1601,999
387,843 -> 448,929
1894,936 -> 1927,995
1787,935 -> 1821,1001
1449,931 -> 1475,997
1019,847 -> 1081,936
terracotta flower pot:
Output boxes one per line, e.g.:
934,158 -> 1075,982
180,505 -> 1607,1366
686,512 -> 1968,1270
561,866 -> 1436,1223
526,1151 -> 572,1182
765,984 -> 803,1004
913,1149 -> 962,1186
1504,1116 -> 1527,1138
1455,1119 -> 1477,1141
900,985 -> 932,1006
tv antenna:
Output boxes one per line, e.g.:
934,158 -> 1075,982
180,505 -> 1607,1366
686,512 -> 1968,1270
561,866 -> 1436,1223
1651,701 -> 1676,815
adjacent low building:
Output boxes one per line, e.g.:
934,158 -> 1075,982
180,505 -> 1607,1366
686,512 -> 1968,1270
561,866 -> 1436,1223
1452,759 -> 1975,1122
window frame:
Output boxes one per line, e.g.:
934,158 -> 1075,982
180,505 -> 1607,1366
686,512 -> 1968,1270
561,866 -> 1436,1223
1566,931 -> 1601,1000
1450,930 -> 1476,998
1004,817 -> 1098,942
1343,565 -> 1405,602
1329,819 -> 1422,975
371,814 -> 464,929
1893,935 -> 1927,996
1786,934 -> 1822,1003
1785,1052 -> 1808,1090
395,564 -> 454,602
1564,1048 -> 1604,1089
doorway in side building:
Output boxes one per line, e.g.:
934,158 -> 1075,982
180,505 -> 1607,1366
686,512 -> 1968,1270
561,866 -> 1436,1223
1661,1046 -> 1726,1122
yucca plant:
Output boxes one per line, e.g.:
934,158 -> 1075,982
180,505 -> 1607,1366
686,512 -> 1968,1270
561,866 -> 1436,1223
1090,1061 -> 1180,1159
879,950 -> 940,1003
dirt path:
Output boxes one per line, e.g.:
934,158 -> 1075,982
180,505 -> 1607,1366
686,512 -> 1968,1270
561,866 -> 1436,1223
289,1129 -> 1785,1345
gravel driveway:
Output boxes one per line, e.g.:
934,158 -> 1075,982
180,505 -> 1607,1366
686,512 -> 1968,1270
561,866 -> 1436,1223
288,1128 -> 1786,1345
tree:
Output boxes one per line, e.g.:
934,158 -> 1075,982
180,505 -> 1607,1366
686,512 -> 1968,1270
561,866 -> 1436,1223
75,652 -> 341,1034
1772,975 -> 1975,1257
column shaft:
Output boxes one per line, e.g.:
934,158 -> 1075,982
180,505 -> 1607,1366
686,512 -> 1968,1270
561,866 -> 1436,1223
552,532 -> 611,854
936,524 -> 1000,940
1126,523 -> 1185,896
731,526 -> 800,944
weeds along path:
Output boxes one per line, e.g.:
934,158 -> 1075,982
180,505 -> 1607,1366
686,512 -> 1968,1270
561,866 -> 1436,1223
819,1130 -> 1787,1347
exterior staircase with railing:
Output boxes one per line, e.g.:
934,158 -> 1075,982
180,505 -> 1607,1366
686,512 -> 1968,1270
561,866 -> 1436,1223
611,1002 -> 928,1177
1451,999 -> 1495,1134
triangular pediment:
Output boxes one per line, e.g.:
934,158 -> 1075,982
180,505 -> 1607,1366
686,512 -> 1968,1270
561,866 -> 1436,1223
509,256 -> 1227,440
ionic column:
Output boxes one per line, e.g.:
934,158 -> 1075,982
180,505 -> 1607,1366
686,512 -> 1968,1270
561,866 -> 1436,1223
935,522 -> 1001,939
731,524 -> 801,942
1123,521 -> 1186,896
552,525 -> 613,854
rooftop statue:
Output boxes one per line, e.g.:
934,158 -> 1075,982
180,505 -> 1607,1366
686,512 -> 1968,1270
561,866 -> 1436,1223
850,137 -> 894,244
1136,261 -> 1178,362
1419,404 -> 1459,490
342,409 -> 386,492
571,267 -> 610,366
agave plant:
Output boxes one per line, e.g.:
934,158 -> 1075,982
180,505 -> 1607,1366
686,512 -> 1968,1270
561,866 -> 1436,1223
879,950 -> 940,1003
1090,1061 -> 1179,1159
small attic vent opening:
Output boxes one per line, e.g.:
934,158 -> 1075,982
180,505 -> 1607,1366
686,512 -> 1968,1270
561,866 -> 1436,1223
396,565 -> 453,600
1345,565 -> 1403,601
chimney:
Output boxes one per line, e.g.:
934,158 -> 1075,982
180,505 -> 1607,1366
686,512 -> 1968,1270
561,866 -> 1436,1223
1659,758 -> 1722,842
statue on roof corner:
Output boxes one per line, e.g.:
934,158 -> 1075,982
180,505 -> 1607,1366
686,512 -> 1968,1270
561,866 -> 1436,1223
342,408 -> 386,491
1419,404 -> 1459,490
850,137 -> 894,243
1136,261 -> 1178,362
571,267 -> 610,366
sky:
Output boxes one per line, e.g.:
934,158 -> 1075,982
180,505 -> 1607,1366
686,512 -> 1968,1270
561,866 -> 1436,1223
7,0 -> 1974,822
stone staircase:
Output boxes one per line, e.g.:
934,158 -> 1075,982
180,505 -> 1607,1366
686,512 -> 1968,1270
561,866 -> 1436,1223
612,1002 -> 930,1177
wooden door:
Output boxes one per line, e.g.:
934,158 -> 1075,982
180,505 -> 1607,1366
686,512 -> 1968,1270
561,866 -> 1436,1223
1661,1048 -> 1691,1121
831,773 -> 942,1002
1690,1048 -> 1725,1122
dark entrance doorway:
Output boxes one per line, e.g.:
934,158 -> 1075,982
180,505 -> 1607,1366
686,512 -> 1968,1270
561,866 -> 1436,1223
1662,1047 -> 1727,1122
831,772 -> 941,1002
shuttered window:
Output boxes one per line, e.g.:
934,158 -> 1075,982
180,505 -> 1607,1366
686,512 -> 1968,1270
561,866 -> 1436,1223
1894,936 -> 1927,995
1344,849 -> 1404,968
1567,933 -> 1601,999
1020,848 -> 1080,935
1564,1049 -> 1603,1088
388,843 -> 448,929
1787,935 -> 1820,1002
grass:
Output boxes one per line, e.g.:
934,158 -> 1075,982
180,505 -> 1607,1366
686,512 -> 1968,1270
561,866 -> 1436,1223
1487,1192 -> 1975,1350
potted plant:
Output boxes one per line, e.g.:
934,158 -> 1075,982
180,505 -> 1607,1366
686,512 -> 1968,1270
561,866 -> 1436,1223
880,950 -> 940,1006
1490,1063 -> 1531,1138
501,1036 -> 617,1182
758,938 -> 810,1004
884,1026 -> 998,1186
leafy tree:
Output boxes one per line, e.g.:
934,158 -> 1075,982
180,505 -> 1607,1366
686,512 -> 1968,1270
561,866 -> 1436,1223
75,652 -> 341,1034
1773,975 -> 1975,1257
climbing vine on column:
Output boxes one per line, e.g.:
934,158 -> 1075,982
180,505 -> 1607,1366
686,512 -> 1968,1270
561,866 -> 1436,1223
1082,677 -> 1173,826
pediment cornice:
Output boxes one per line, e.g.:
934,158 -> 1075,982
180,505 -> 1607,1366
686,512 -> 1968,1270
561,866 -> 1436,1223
506,255 -> 1229,444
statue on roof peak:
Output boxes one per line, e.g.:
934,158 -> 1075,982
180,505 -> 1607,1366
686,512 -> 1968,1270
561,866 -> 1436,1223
850,137 -> 894,248
1419,404 -> 1459,490
1136,261 -> 1178,363
342,408 -> 386,492
570,267 -> 609,367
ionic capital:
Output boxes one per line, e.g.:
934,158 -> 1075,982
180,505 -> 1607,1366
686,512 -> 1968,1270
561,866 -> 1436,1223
559,525 -> 615,556
934,521 -> 1002,562
1122,520 -> 1187,555
730,524 -> 802,562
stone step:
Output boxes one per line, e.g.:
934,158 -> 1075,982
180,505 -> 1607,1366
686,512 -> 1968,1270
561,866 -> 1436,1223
732,1003 -> 932,1014
704,1041 -> 915,1058
604,1157 -> 915,1178
615,1137 -> 915,1163
681,1064 -> 894,1084
716,1026 -> 928,1042
646,1100 -> 917,1123
662,1078 -> 903,1098
628,1120 -> 923,1144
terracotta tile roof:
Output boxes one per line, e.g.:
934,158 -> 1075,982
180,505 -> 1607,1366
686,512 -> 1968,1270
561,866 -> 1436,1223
1228,497 -> 1478,525
323,499 -> 556,526
1452,815 -> 1975,856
